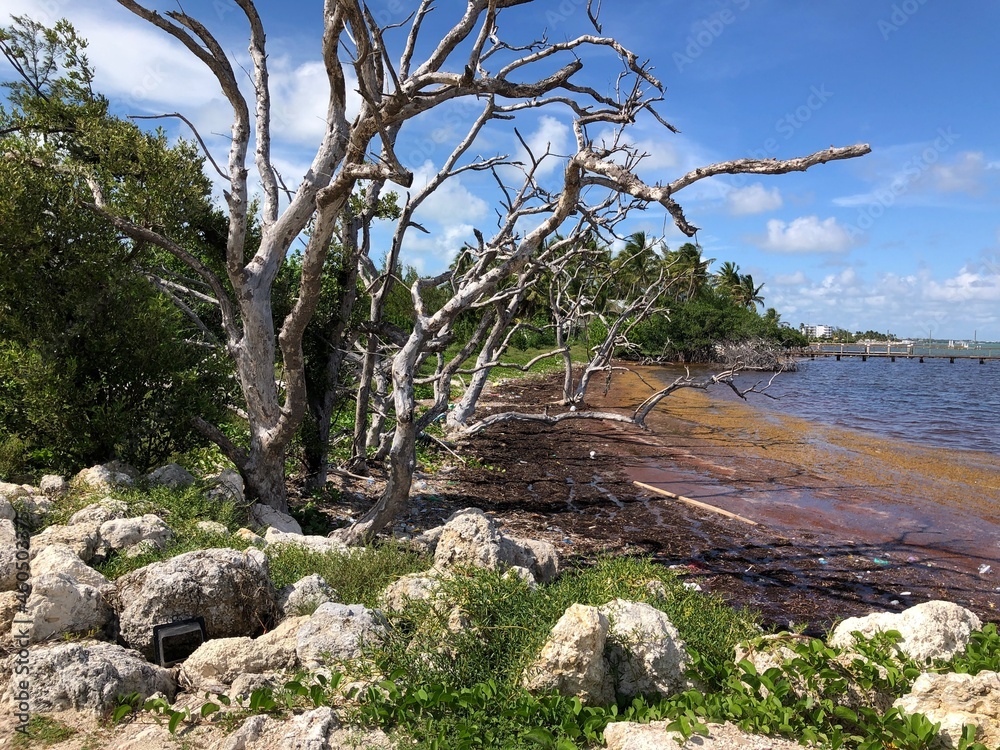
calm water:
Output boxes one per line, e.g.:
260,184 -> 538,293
722,356 -> 1000,455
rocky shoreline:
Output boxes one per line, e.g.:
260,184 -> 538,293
2,465 -> 1000,749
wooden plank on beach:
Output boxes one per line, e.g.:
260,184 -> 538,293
633,480 -> 758,526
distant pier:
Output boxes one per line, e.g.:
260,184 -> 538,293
805,344 -> 1000,364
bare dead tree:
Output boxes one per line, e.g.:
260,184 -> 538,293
16,1 -> 868,521
338,93 -> 868,542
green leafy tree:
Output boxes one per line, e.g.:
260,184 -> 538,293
0,17 -> 231,478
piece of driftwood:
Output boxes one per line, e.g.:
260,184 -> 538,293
633,480 -> 758,526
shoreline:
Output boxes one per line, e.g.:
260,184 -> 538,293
424,365 -> 1000,633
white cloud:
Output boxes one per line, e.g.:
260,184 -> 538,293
758,216 -> 855,254
726,182 -> 782,215
929,151 -> 989,195
411,160 -> 489,226
268,59 -> 362,146
924,267 -> 1000,303
772,271 -> 808,286
402,222 -> 481,268
522,115 -> 570,177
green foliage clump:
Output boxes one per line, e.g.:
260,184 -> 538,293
0,17 -> 233,479
354,557 -> 760,749
87,483 -> 249,580
266,542 -> 428,609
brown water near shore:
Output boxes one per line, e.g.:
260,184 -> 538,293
340,366 -> 1000,634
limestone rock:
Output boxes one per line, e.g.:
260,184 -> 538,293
30,522 -> 102,563
0,496 -> 13,521
0,481 -> 31,498
39,475 -> 68,497
378,573 -> 443,613
196,520 -> 229,535
829,600 -> 981,663
14,495 -> 53,525
146,463 -> 196,489
106,724 -> 177,750
178,617 -> 304,691
220,706 -> 392,750
604,720 -> 810,750
15,640 -> 175,713
894,670 -> 1000,749
600,599 -> 691,699
24,573 -> 113,643
100,514 -> 173,554
252,503 -> 303,534
296,602 -> 387,669
115,547 -> 278,660
409,525 -> 444,555
504,535 -> 560,584
504,565 -> 538,589
207,468 -> 244,504
278,574 -> 338,617
31,544 -> 114,595
264,527 -> 346,553
235,527 -> 266,546
0,519 -> 22,591
433,508 -> 504,571
68,498 -> 129,526
74,463 -> 135,490
0,591 -> 19,632
522,603 -> 614,707
433,508 -> 560,582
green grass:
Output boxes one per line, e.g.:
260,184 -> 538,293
348,556 -> 762,749
266,541 -> 429,608
12,715 -> 77,746
78,483 -> 252,580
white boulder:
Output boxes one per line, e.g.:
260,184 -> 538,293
0,519 -> 23,591
196,520 -> 228,535
220,706 -> 393,750
31,544 -> 113,595
178,616 -> 307,692
0,591 -> 20,632
278,574 -> 338,616
252,503 -> 303,534
30,522 -> 102,563
604,720 -> 810,749
24,573 -> 113,643
894,670 -> 1000,749
13,640 -> 175,713
379,573 -> 443,613
115,547 -> 278,660
829,600 -> 982,663
207,468 -> 244,504
600,599 -> 691,699
0,496 -> 13,521
522,603 -> 615,707
264,527 -> 346,553
295,602 -> 387,669
99,514 -> 173,554
433,508 -> 560,582
146,463 -> 196,488
74,463 -> 135,490
0,481 -> 31,498
39,475 -> 68,497
68,498 -> 129,526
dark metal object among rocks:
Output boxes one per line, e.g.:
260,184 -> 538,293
153,617 -> 207,667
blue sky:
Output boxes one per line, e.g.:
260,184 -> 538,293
5,0 -> 1000,340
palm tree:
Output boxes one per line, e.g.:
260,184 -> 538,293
734,273 -> 765,309
667,242 -> 712,301
612,231 -> 664,300
714,261 -> 742,296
